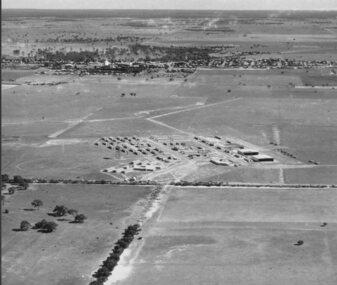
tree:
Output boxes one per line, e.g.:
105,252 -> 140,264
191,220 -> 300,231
31,199 -> 43,211
20,180 -> 29,190
43,221 -> 58,233
20,220 -> 31,231
13,175 -> 28,189
74,214 -> 87,223
8,187 -> 15,195
53,205 -> 68,217
34,219 -> 58,233
13,175 -> 24,184
1,174 -> 9,183
93,266 -> 110,279
89,280 -> 104,285
34,219 -> 48,229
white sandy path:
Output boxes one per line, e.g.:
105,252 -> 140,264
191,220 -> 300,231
146,97 -> 242,136
106,185 -> 170,284
2,84 -> 19,90
295,86 -> 337,89
149,97 -> 242,120
48,112 -> 95,138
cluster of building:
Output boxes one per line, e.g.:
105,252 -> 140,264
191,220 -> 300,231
151,135 -> 208,159
208,56 -> 337,69
151,135 -> 274,165
104,159 -> 164,174
96,136 -> 160,156
96,136 -> 180,162
194,136 -> 274,165
96,136 -> 181,175
95,134 -> 274,179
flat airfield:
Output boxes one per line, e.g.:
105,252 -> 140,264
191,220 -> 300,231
2,69 -> 337,183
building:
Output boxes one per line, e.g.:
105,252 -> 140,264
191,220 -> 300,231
210,158 -> 229,166
237,149 -> 259,156
252,154 -> 274,162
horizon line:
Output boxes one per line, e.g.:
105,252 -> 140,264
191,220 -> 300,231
2,8 -> 337,11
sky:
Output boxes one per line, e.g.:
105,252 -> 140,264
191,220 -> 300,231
2,0 -> 337,10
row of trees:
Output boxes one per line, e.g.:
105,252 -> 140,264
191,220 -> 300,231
5,175 -> 159,185
33,49 -> 100,63
1,174 -> 29,189
3,173 -> 336,189
170,180 -> 335,188
90,224 -> 141,285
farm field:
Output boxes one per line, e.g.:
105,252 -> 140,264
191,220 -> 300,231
115,186 -> 337,285
1,184 -> 153,285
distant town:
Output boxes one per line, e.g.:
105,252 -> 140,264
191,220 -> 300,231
2,46 -> 336,78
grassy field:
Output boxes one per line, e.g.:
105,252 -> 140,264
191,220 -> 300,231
59,118 -> 178,138
285,166 -> 337,184
116,186 -> 337,285
1,69 -> 36,81
1,76 -> 186,124
206,166 -> 280,183
1,184 -> 152,285
2,70 -> 336,182
1,140 -> 128,179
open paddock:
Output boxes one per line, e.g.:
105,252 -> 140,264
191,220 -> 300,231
1,184 -> 152,285
1,141 -> 124,179
89,96 -> 201,120
147,32 -> 337,47
204,166 -> 281,184
300,74 -> 337,87
2,76 -> 186,123
278,125 -> 337,165
2,121 -> 68,138
183,163 -> 281,184
285,166 -> 337,184
116,186 -> 337,285
191,69 -> 303,87
59,118 -> 178,139
1,69 -> 36,82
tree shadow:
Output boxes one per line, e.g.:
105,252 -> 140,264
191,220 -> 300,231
57,218 -> 70,222
23,208 -> 35,211
47,212 -> 58,217
37,229 -> 52,234
12,228 -> 22,232
69,221 -> 80,224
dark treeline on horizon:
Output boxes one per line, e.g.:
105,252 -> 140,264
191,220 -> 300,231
2,9 -> 337,20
